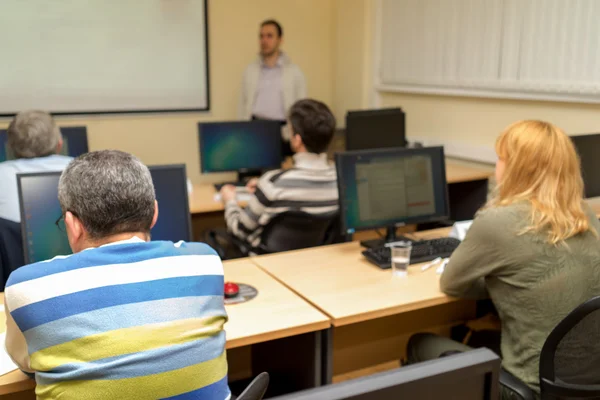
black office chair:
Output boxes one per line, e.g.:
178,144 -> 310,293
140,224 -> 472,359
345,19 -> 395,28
236,372 -> 270,400
208,211 -> 341,259
0,217 -> 24,291
501,296 -> 600,400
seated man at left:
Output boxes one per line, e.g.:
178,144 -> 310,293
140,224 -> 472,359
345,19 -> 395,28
4,150 -> 230,400
0,110 -> 72,222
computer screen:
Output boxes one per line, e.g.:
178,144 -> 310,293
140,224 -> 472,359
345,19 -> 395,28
149,165 -> 192,243
198,120 -> 283,173
336,146 -> 449,235
570,133 -> 600,198
345,108 -> 406,151
270,348 -> 500,400
0,126 -> 88,162
18,165 -> 192,264
18,172 -> 71,264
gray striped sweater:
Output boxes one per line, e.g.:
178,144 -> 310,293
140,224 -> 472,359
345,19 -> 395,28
224,152 -> 338,247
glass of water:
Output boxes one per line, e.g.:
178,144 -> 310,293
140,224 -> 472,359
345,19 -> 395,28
390,242 -> 412,277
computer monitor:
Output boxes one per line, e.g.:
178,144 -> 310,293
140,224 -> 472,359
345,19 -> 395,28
149,165 -> 193,243
570,133 -> 600,198
198,120 -> 283,179
336,146 -> 449,244
18,172 -> 71,264
0,126 -> 88,162
345,108 -> 406,151
18,165 -> 192,264
270,348 -> 500,400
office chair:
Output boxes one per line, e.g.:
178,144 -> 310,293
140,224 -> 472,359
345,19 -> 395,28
208,211 -> 340,259
236,372 -> 269,400
500,296 -> 600,400
0,217 -> 24,291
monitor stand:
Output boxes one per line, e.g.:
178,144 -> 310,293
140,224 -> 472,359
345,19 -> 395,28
359,225 -> 414,249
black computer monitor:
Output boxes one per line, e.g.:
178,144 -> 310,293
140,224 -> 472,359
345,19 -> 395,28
150,165 -> 193,243
0,126 -> 88,162
336,146 -> 449,243
270,348 -> 500,400
198,120 -> 283,179
18,165 -> 192,264
345,108 -> 406,151
570,133 -> 600,198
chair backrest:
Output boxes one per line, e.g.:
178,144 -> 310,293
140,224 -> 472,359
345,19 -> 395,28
539,296 -> 600,399
237,372 -> 270,400
0,217 -> 24,291
260,211 -> 340,253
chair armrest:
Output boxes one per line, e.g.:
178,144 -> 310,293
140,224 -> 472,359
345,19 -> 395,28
206,229 -> 252,259
499,369 -> 536,400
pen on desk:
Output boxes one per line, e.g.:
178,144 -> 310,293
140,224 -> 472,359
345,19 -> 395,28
436,258 -> 450,274
421,257 -> 442,271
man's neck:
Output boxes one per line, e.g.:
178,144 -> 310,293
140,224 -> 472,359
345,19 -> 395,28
84,232 -> 149,250
262,51 -> 280,68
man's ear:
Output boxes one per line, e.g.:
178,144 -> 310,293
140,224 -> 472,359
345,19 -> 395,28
65,211 -> 83,244
56,137 -> 63,154
150,200 -> 159,229
291,133 -> 304,149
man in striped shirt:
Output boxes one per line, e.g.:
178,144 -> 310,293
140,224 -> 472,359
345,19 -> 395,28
220,99 -> 338,248
4,150 -> 229,400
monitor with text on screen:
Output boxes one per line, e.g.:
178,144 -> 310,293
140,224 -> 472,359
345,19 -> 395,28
336,146 -> 449,241
198,120 -> 283,174
0,126 -> 88,162
18,165 -> 192,264
570,133 -> 600,198
271,348 -> 500,400
345,108 -> 406,151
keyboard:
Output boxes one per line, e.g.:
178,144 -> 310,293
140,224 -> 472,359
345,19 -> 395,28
214,182 -> 247,191
362,237 -> 462,270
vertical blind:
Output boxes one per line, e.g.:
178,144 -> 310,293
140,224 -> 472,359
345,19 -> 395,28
378,0 -> 600,102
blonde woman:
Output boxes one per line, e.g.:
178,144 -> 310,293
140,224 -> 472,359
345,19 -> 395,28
407,120 -> 600,397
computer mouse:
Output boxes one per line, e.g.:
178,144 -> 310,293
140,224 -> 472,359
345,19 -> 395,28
224,282 -> 240,299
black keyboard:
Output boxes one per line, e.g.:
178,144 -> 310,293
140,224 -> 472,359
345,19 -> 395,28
362,237 -> 462,269
214,182 -> 247,191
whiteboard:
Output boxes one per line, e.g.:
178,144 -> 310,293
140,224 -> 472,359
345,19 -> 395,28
0,0 -> 209,115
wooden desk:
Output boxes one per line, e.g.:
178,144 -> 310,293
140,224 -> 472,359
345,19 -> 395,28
253,229 -> 461,327
0,262 -> 331,398
445,162 -> 492,184
252,228 -> 476,378
224,259 -> 329,349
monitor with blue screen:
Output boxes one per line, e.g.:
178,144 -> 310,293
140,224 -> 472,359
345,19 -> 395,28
18,165 -> 192,264
198,120 -> 283,174
335,146 -> 449,243
0,126 -> 88,162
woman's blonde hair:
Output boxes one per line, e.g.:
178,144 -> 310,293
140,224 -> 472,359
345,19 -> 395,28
489,120 -> 593,244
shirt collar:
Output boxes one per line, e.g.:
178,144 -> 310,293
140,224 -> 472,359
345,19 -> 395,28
82,235 -> 146,252
100,235 -> 146,248
293,152 -> 331,170
260,52 -> 286,67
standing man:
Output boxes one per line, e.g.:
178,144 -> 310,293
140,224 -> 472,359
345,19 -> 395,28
239,20 -> 307,154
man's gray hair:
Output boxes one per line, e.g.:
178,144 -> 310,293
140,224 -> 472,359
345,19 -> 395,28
58,150 -> 156,239
7,110 -> 61,159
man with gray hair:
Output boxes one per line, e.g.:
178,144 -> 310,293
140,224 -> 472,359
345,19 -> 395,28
0,110 -> 72,222
4,150 -> 230,400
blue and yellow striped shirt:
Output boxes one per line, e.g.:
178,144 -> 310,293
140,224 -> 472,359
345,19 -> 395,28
4,237 -> 230,400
